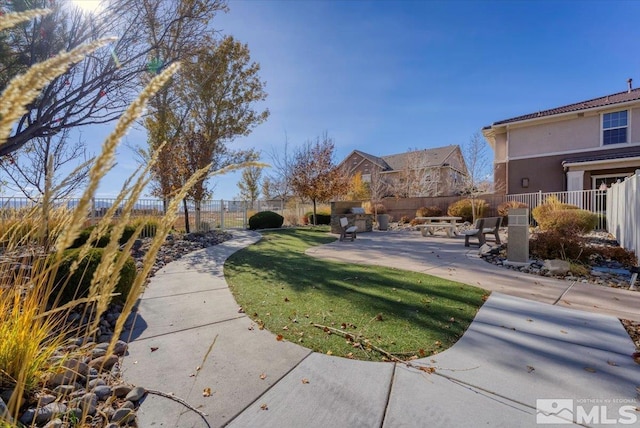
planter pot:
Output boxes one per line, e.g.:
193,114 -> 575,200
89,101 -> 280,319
377,214 -> 389,231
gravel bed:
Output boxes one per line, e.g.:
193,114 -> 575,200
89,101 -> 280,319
2,230 -> 233,427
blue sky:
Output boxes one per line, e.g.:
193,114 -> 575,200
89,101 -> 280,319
93,0 -> 640,200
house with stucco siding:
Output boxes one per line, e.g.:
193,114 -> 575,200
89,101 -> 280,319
482,82 -> 640,194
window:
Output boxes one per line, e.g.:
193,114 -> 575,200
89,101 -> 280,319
602,110 -> 628,145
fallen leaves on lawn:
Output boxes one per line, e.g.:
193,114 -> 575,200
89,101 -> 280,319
276,334 -> 284,341
260,403 -> 268,410
527,366 -> 535,373
150,347 -> 159,352
202,388 -> 211,397
607,360 -> 618,366
326,350 -> 333,355
418,366 -> 435,374
260,373 -> 267,380
301,378 -> 310,384
560,330 -> 568,334
584,367 -> 596,373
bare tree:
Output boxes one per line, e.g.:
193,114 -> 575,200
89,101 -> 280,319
367,166 -> 390,217
390,148 -> 440,198
459,132 -> 494,222
289,133 -> 348,225
0,128 -> 90,201
0,0 -> 228,157
263,134 -> 294,203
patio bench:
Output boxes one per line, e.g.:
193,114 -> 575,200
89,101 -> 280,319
462,217 -> 502,247
339,217 -> 357,241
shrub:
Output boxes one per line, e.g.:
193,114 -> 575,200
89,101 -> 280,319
416,206 -> 442,217
529,231 -> 589,262
248,211 -> 284,230
50,248 -> 137,307
374,204 -> 387,214
497,201 -> 528,217
538,209 -> 598,233
307,213 -> 331,225
133,218 -> 159,238
593,246 -> 637,267
447,198 -> 487,222
531,195 -> 578,226
120,225 -> 137,245
284,213 -> 299,226
68,225 -> 110,249
399,216 -> 410,224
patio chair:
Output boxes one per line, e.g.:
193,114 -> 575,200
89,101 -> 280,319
339,217 -> 357,241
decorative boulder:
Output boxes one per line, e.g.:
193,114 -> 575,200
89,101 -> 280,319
544,259 -> 570,276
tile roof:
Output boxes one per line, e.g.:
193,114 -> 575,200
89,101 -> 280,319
380,145 -> 458,170
562,149 -> 640,165
491,87 -> 640,126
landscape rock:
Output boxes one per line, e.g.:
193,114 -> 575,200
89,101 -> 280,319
89,354 -> 119,372
63,358 -> 90,377
544,259 -> 571,275
93,385 -> 112,400
478,244 -> 493,256
125,386 -> 146,402
43,418 -> 63,428
112,384 -> 132,398
111,407 -> 135,424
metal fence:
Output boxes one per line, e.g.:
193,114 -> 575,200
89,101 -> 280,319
0,196 -> 332,231
506,189 -> 608,230
0,189 -> 617,232
0,197 -> 249,231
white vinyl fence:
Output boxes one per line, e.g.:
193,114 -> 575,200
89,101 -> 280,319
606,171 -> 639,257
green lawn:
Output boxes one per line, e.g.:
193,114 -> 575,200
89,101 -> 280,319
224,227 -> 488,361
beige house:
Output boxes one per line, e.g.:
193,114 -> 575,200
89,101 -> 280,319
483,83 -> 640,194
338,145 -> 468,197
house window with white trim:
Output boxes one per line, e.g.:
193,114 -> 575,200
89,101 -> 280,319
602,110 -> 628,145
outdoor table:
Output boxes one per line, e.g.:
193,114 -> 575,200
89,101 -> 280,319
415,216 -> 462,238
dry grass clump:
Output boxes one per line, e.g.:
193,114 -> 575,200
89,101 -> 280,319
447,198 -> 487,222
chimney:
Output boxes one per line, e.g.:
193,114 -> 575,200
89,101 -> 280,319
628,78 -> 633,93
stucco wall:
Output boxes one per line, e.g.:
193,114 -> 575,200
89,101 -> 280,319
631,107 -> 640,143
508,146 -> 640,193
508,115 -> 600,158
494,133 -> 507,163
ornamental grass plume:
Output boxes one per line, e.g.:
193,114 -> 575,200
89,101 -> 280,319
0,9 -> 267,425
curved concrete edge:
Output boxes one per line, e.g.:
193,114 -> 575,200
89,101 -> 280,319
123,229 -> 640,428
121,230 -> 312,428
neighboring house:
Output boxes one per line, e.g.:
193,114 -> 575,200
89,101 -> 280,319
483,82 -> 640,194
338,145 -> 468,197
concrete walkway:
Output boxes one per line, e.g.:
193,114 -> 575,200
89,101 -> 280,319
121,230 -> 640,427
